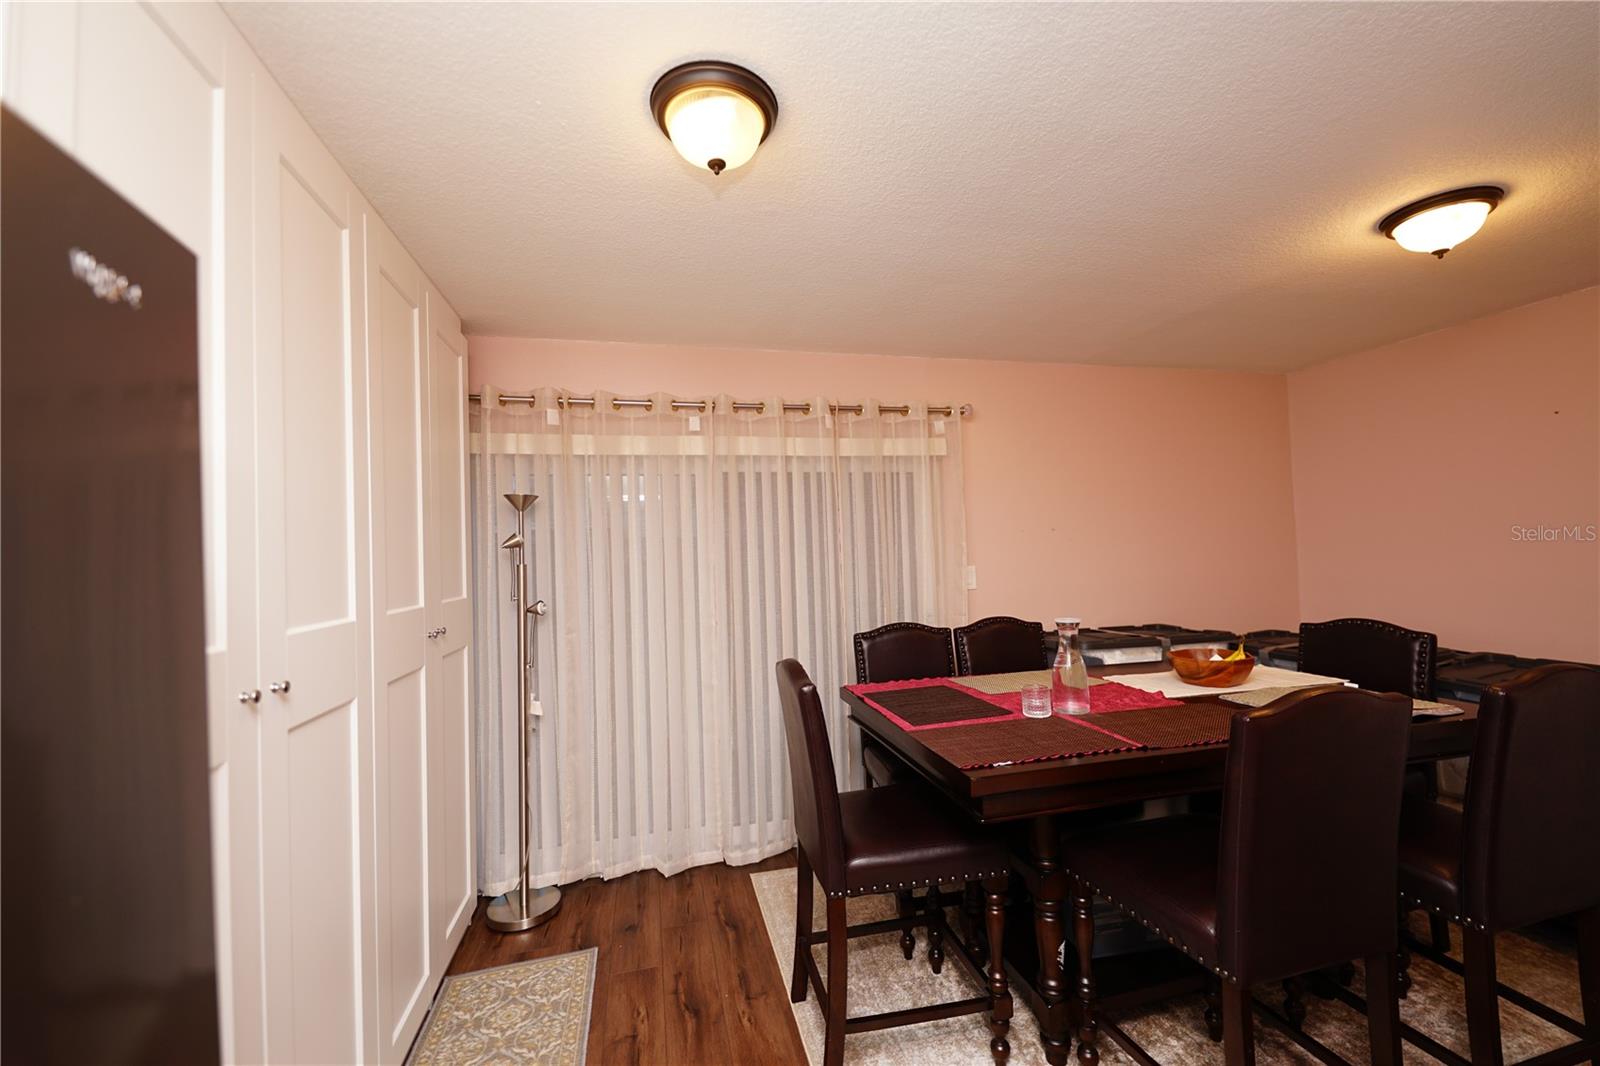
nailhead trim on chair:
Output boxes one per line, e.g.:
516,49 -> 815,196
833,868 -> 1010,899
1303,617 -> 1434,697
1066,869 -> 1241,984
1400,890 -> 1485,931
853,621 -> 956,683
953,615 -> 1047,676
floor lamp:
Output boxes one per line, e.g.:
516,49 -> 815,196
486,492 -> 561,932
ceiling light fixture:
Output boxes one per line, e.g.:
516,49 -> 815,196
1378,185 -> 1505,258
650,61 -> 777,176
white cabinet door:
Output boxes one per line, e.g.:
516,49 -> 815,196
252,77 -> 370,1066
365,213 -> 434,1062
424,285 -> 475,966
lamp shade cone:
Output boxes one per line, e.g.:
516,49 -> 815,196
503,493 -> 539,512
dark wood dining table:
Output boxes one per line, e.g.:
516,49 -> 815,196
841,661 -> 1478,1066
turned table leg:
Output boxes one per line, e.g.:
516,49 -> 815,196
1030,816 -> 1072,1066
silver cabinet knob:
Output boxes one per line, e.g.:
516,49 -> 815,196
530,600 -> 548,617
427,628 -> 439,639
268,680 -> 291,694
238,689 -> 261,704
437,625 -> 447,637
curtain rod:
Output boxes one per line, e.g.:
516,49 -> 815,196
467,393 -> 973,418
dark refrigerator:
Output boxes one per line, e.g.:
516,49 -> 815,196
2,107 -> 220,1063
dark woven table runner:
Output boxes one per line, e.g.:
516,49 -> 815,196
917,715 -> 1137,769
866,686 -> 1013,728
1077,702 -> 1243,749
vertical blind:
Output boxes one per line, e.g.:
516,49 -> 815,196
469,388 -> 967,890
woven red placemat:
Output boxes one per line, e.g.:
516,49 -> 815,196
866,686 -> 1017,728
954,681 -> 1181,716
1073,702 -> 1243,750
916,714 -> 1139,769
1086,681 -> 1183,713
846,678 -> 1018,730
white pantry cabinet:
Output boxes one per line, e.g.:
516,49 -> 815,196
424,286 -> 476,971
252,73 -> 373,1064
1,3 -> 476,1062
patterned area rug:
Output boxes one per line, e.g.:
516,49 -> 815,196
751,870 -> 1584,1065
407,948 -> 596,1066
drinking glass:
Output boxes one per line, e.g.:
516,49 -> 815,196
1021,683 -> 1052,719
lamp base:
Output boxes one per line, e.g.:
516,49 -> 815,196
485,885 -> 562,933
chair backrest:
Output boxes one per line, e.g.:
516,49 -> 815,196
953,615 -> 1047,675
775,658 -> 847,891
1216,687 -> 1413,983
1461,663 -> 1600,930
1299,617 -> 1437,699
853,622 -> 956,683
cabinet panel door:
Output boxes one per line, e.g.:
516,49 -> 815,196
365,214 -> 434,1062
252,78 -> 368,1066
424,287 -> 474,961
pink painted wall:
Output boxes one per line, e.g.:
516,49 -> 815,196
1288,286 -> 1600,663
470,337 -> 1304,634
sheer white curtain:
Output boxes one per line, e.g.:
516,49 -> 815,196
469,387 -> 967,891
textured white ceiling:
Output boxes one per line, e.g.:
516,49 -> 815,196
223,1 -> 1599,371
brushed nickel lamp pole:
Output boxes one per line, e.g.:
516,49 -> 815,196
486,492 -> 560,932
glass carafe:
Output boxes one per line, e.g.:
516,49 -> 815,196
1052,617 -> 1092,715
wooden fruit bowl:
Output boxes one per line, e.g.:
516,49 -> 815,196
1169,648 -> 1256,687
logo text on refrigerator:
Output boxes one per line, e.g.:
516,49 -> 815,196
68,247 -> 143,309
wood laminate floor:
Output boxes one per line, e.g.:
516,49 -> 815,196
446,851 -> 809,1066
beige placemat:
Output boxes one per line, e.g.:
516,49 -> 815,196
1220,688 -> 1464,716
960,669 -> 1107,694
1219,684 -> 1342,707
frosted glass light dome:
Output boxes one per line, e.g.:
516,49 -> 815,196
1379,187 -> 1504,258
650,61 -> 778,177
662,86 -> 767,175
1391,201 -> 1493,255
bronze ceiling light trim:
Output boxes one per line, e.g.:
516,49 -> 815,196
1377,185 -> 1505,258
650,61 -> 778,175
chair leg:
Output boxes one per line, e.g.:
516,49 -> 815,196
1220,980 -> 1255,1066
1072,878 -> 1099,1066
983,875 -> 1012,1066
791,847 -> 813,1003
1429,912 -> 1452,953
1203,976 -> 1224,1042
1463,925 -> 1505,1066
824,895 -> 848,1066
1363,952 -> 1402,1066
1282,975 -> 1307,1030
1395,910 -> 1413,999
965,881 -> 988,960
926,889 -> 946,975
1579,906 -> 1600,1039
897,890 -> 916,960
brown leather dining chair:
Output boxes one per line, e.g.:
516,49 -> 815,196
1394,663 -> 1600,1066
1299,617 -> 1438,699
1065,687 -> 1414,1066
1300,616 -> 1451,951
852,622 -> 960,960
777,659 -> 1014,1066
954,615 -> 1048,676
853,621 -> 956,789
